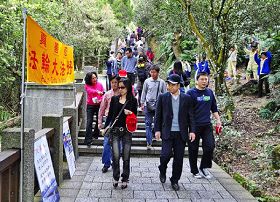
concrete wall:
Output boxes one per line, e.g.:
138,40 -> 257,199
24,83 -> 75,131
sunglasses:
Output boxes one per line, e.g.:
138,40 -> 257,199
118,86 -> 126,89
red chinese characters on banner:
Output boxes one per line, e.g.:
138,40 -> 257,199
40,32 -> 47,48
42,53 -> 50,73
54,42 -> 59,54
52,58 -> 59,76
60,61 -> 65,76
67,61 -> 73,75
29,50 -> 39,70
27,16 -> 74,85
64,47 -> 68,57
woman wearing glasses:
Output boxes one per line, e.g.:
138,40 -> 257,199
106,78 -> 137,189
84,72 -> 104,147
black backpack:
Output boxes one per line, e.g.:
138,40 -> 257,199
137,67 -> 147,82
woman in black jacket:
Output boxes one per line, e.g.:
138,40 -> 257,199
107,78 -> 137,189
168,60 -> 188,93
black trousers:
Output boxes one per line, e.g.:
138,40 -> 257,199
188,124 -> 215,174
127,72 -> 136,85
158,132 -> 186,183
85,105 -> 100,144
258,74 -> 270,97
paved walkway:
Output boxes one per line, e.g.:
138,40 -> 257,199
45,157 -> 257,202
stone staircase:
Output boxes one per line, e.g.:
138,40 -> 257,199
78,111 -> 203,156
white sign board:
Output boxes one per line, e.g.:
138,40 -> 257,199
34,135 -> 60,202
63,121 -> 76,178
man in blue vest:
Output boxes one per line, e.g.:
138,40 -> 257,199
154,74 -> 196,191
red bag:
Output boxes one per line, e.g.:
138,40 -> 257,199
126,112 -> 137,133
215,125 -> 222,135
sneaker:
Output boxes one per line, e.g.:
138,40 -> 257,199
102,166 -> 109,173
137,107 -> 143,112
199,168 -> 212,179
193,173 -> 203,179
147,144 -> 152,150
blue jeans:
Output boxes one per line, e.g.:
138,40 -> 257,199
102,135 -> 112,167
111,128 -> 132,182
144,107 -> 155,145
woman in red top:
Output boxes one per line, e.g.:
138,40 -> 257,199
146,47 -> 155,62
84,72 -> 104,147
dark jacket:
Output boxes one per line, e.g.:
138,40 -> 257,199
154,92 -> 195,142
106,95 -> 137,127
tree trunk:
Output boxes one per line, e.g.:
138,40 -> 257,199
172,32 -> 182,59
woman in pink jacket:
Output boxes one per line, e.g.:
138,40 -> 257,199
84,72 -> 104,147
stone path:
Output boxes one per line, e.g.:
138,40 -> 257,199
46,157 -> 257,202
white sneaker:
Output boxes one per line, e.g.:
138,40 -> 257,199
199,168 -> 212,179
193,173 -> 203,179
137,107 -> 142,112
147,144 -> 152,150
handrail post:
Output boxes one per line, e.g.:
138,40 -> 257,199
1,128 -> 35,202
63,106 -> 79,159
42,114 -> 63,185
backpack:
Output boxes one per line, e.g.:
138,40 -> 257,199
106,60 -> 113,75
137,65 -> 147,82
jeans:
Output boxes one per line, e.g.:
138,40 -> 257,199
188,124 -> 215,174
158,132 -> 186,184
111,128 -> 132,182
144,107 -> 155,145
85,105 -> 100,144
102,135 -> 112,167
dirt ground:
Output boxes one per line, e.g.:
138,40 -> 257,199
215,79 -> 280,197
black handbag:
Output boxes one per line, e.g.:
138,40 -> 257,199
102,100 -> 128,136
146,81 -> 160,112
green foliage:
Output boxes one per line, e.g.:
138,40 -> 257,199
0,106 -> 11,122
259,108 -> 273,120
272,145 -> 280,170
0,0 -> 122,115
233,173 -> 262,197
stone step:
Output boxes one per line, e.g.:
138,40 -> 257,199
79,129 -> 146,138
78,136 -> 203,147
92,116 -> 145,123
78,145 -> 203,156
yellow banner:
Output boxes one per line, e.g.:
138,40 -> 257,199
27,16 -> 74,85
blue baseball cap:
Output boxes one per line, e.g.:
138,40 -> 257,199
166,74 -> 180,84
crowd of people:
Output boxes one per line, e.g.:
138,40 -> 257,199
225,38 -> 272,97
83,29 -> 272,191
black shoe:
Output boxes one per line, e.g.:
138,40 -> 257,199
159,173 -> 166,183
113,179 -> 118,188
102,166 -> 109,173
86,140 -> 93,147
171,182 -> 180,191
121,181 -> 128,189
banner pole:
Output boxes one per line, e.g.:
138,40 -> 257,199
73,81 -> 76,107
20,8 -> 27,202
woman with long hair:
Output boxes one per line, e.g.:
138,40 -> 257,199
169,60 -> 188,93
84,72 -> 104,147
106,78 -> 137,189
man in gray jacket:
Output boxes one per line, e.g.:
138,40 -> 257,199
141,65 -> 167,149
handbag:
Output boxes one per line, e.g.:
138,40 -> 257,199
102,100 -> 128,136
146,81 -> 160,112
